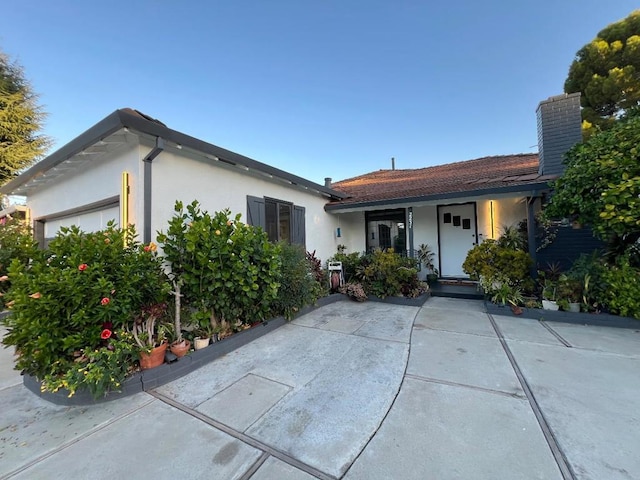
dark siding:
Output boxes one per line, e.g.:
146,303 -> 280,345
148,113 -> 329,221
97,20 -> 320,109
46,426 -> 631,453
536,226 -> 604,271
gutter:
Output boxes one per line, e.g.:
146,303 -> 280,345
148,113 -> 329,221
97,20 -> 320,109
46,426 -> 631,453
142,137 -> 165,243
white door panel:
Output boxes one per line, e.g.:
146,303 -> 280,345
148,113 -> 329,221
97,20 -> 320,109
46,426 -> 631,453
438,203 -> 477,277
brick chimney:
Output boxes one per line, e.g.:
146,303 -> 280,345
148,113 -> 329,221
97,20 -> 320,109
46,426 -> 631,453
536,92 -> 582,176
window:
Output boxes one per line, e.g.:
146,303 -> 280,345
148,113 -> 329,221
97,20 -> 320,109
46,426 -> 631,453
365,208 -> 407,254
265,199 -> 291,243
247,195 -> 306,246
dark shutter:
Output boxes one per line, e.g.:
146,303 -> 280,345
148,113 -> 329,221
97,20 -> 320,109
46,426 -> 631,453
292,205 -> 306,246
246,196 -> 266,229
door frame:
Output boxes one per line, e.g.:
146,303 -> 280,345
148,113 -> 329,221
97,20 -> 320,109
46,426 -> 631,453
436,201 -> 478,278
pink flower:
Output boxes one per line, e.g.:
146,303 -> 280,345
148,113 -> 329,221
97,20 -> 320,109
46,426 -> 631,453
101,297 -> 110,306
78,263 -> 88,271
0,275 -> 8,282
143,242 -> 156,252
101,329 -> 112,340
29,292 -> 42,299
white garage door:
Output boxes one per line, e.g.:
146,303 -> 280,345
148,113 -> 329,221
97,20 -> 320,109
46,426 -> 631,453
44,205 -> 120,239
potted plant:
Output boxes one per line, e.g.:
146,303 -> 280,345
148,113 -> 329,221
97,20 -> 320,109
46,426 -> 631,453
541,281 -> 559,311
557,274 -> 582,312
416,244 -> 438,285
168,280 -> 191,357
132,303 -> 170,369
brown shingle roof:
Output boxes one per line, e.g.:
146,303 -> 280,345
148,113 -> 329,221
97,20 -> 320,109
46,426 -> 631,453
329,153 -> 553,207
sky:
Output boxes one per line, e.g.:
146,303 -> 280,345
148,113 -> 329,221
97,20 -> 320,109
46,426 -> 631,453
2,1 -> 638,185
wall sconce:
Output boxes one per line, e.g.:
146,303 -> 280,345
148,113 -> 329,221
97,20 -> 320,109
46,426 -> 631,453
336,227 -> 341,238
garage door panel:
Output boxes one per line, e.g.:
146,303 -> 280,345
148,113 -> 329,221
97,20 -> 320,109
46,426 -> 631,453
44,205 -> 119,239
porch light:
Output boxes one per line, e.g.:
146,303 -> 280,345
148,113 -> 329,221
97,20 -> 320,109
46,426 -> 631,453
121,171 -> 130,242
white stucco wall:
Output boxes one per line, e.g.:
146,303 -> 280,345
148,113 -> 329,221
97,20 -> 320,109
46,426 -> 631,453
149,147 -> 341,262
330,211 -> 365,255
28,142 -> 140,219
476,197 -> 529,242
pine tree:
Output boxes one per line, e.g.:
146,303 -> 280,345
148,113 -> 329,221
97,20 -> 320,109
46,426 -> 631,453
0,50 -> 50,187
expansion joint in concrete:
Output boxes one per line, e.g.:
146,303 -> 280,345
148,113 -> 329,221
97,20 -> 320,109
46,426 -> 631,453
341,306 -> 423,478
148,390 -> 335,480
404,373 -> 527,400
487,313 -> 577,480
539,321 -> 572,347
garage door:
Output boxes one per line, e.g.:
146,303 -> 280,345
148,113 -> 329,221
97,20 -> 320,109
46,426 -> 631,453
42,203 -> 120,244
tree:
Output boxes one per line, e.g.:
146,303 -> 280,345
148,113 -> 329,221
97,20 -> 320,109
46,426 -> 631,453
544,111 -> 640,258
0,50 -> 50,187
564,10 -> 640,136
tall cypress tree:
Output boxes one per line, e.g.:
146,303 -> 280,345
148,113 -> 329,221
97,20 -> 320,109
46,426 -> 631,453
0,50 -> 50,188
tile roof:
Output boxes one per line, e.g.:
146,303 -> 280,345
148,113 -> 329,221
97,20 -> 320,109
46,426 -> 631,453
328,153 -> 555,207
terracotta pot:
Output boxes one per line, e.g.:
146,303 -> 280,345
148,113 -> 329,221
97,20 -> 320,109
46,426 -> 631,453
139,343 -> 167,370
170,339 -> 191,358
194,337 -> 210,350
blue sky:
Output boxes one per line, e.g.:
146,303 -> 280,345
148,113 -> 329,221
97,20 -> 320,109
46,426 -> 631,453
2,1 -> 638,184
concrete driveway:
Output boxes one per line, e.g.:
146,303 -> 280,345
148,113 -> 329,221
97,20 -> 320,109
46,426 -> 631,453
1,298 -> 639,479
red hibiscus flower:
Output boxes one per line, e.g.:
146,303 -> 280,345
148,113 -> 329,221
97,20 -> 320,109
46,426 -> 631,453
78,263 -> 88,271
101,329 -> 112,340
101,297 -> 110,306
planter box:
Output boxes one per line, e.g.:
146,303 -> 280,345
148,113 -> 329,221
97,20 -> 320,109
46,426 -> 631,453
485,300 -> 639,329
21,294 -> 346,406
365,291 -> 431,307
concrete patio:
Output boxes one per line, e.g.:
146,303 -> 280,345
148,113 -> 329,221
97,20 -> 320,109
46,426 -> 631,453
1,297 -> 639,479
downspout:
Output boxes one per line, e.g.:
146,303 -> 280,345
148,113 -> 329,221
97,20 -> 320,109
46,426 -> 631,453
142,137 -> 165,244
527,196 -> 537,278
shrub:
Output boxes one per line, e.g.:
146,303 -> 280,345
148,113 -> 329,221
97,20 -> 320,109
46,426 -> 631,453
157,201 -> 281,330
339,282 -> 367,302
327,246 -> 362,283
602,255 -> 640,319
566,251 -> 607,311
462,240 -> 532,293
2,223 -> 169,397
0,218 -> 38,307
272,243 -> 323,320
42,330 -> 139,399
356,248 -> 421,298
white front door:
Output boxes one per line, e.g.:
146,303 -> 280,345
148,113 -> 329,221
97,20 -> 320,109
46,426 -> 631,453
438,203 -> 477,277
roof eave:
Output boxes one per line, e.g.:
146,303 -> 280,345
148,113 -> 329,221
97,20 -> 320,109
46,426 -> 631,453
1,109 -> 347,201
0,111 -> 125,195
325,182 -> 553,212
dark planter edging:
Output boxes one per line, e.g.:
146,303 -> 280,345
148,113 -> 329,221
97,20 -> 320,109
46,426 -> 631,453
365,291 -> 431,307
484,301 -> 640,330
21,294 -> 348,406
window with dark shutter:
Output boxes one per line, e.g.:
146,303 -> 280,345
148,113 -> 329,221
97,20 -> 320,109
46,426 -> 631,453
246,196 -> 266,230
246,195 -> 305,246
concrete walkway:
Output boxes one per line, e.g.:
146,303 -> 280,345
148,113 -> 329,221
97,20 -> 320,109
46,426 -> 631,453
1,298 -> 639,479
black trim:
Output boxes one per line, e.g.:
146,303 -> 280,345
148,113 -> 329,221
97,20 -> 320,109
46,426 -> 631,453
325,182 -> 552,211
1,109 -> 346,200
